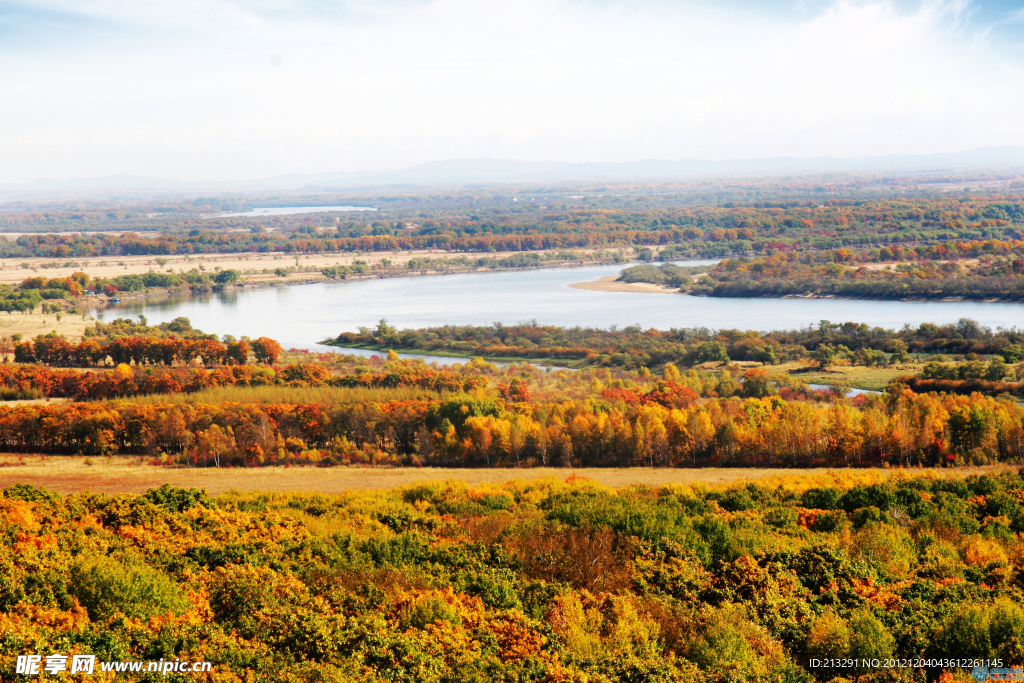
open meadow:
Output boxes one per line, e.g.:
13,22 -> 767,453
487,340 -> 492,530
0,455 -> 1014,494
776,359 -> 928,391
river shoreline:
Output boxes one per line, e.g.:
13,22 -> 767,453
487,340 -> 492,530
562,275 -> 1024,304
81,254 -> 636,310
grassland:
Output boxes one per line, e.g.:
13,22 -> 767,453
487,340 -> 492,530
0,308 -> 95,342
0,455 -> 1012,495
776,359 -> 926,390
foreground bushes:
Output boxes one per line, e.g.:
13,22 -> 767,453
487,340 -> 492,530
1,472 -> 1023,681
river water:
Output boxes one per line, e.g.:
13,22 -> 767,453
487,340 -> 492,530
90,261 -> 1024,351
215,206 -> 376,218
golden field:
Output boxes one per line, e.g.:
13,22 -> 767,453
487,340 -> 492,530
0,455 -> 1013,495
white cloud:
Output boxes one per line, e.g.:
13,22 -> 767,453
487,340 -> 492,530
0,0 -> 1021,182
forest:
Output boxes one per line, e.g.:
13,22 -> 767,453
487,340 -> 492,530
619,237 -> 1024,301
10,189 -> 1024,315
1,469 -> 1022,682
3,321 -> 1024,469
4,194 -> 1024,263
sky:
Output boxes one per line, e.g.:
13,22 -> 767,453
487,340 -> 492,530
2,0 -> 1024,183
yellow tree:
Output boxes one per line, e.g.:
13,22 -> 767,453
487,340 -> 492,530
195,424 -> 234,467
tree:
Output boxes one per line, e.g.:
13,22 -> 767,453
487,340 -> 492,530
688,342 -> 729,366
214,269 -> 241,285
196,424 -> 234,467
226,340 -> 251,365
806,611 -> 850,660
810,344 -> 836,369
252,337 -> 283,365
750,345 -> 779,365
848,609 -> 895,676
741,368 -> 772,398
888,339 -> 909,364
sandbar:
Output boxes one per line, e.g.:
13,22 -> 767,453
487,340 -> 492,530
568,275 -> 677,294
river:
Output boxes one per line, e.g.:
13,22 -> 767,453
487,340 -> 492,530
214,206 -> 376,218
90,261 -> 1024,351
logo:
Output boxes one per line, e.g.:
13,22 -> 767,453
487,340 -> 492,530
975,667 -> 991,682
16,655 -> 95,675
15,654 -> 212,676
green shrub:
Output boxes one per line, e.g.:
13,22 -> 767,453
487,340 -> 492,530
143,484 -> 214,512
3,483 -> 60,503
801,487 -> 841,510
851,506 -> 890,530
400,594 -> 462,630
764,507 -> 798,530
809,510 -> 847,533
71,555 -> 187,621
848,609 -> 895,661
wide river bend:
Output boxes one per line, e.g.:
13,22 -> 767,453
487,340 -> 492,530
91,261 -> 1024,352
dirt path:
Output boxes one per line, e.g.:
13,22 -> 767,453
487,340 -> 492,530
0,457 -> 1011,495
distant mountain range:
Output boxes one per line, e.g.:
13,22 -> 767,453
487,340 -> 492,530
5,146 -> 1024,196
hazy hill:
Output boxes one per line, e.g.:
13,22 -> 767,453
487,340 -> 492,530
4,146 -> 1024,197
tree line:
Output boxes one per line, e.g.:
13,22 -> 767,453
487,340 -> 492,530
13,334 -> 283,367
0,373 -> 1021,469
0,362 -> 485,401
328,318 -> 1024,370
621,237 -> 1024,301
6,196 -> 1024,262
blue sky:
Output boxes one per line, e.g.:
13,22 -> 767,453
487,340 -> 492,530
1,0 -> 1024,183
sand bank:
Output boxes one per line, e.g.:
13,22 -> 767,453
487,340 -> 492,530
568,275 -> 677,294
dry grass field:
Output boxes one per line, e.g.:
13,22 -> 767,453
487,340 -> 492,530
0,246 -> 629,289
0,308 -> 94,341
0,455 -> 1013,495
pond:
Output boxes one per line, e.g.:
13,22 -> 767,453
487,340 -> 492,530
91,261 -> 1024,351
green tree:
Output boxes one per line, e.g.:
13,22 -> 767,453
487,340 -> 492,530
810,344 -> 836,369
849,609 -> 895,662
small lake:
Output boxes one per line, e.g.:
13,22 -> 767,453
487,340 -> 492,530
215,206 -> 376,218
91,261 -> 1024,351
